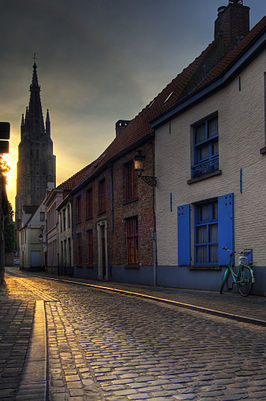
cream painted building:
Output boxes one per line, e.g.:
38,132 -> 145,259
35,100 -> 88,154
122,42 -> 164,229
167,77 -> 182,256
57,195 -> 73,276
19,202 -> 46,269
152,10 -> 266,294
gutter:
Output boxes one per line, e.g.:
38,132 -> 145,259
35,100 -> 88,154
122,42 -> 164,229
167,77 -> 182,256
151,32 -> 266,129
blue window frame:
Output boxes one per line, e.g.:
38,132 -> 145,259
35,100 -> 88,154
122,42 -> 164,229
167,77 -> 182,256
177,193 -> 234,267
195,200 -> 218,265
192,115 -> 219,178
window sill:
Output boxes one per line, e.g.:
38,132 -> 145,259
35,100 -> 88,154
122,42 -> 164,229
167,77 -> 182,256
125,264 -> 140,270
123,198 -> 139,206
260,146 -> 266,154
188,265 -> 222,271
187,170 -> 222,185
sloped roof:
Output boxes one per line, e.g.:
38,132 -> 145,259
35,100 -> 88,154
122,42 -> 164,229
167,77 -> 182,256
60,16 -> 266,194
56,160 -> 96,191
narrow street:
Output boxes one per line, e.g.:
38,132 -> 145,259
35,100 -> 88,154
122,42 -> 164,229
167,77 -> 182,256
1,268 -> 266,401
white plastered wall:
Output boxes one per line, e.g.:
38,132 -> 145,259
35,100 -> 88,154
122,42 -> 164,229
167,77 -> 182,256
155,50 -> 266,267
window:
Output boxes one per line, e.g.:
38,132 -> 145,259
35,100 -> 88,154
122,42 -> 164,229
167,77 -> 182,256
67,204 -> 71,228
64,239 -> 67,266
60,212 -> 62,232
192,115 -> 219,178
77,233 -> 82,265
195,200 -> 218,265
86,188 -> 93,218
61,241 -> 63,265
40,212 -> 45,222
76,196 -> 81,223
178,193 -> 234,267
126,216 -> 138,265
68,238 -> 71,266
98,179 -> 106,213
87,230 -> 93,265
63,209 -> 66,231
124,161 -> 136,202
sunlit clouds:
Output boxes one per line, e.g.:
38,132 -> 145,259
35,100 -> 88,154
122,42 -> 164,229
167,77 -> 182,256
1,0 -> 264,210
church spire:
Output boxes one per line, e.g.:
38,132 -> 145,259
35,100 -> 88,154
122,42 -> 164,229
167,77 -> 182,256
46,109 -> 51,136
27,60 -> 45,135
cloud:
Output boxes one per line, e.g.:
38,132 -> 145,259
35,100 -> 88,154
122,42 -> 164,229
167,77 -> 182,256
1,0 -> 265,210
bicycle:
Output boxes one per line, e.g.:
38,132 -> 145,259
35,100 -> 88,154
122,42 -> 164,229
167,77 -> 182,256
220,248 -> 255,297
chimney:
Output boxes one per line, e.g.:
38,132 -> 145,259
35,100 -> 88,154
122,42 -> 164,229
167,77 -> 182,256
215,0 -> 250,57
115,120 -> 131,137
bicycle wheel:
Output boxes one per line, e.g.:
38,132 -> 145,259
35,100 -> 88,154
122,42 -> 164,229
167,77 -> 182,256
220,268 -> 229,294
237,265 -> 253,297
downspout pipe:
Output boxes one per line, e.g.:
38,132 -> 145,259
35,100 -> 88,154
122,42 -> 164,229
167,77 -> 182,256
152,140 -> 157,287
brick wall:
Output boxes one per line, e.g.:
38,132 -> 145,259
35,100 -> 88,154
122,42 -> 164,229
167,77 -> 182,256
72,139 -> 155,274
112,141 -> 155,268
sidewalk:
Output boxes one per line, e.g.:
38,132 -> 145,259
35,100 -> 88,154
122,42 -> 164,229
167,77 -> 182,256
58,276 -> 266,326
0,277 -> 37,401
15,266 -> 266,325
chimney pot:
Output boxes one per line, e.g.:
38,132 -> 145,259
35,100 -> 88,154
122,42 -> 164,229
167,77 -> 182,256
115,120 -> 131,137
229,0 -> 243,5
217,6 -> 226,16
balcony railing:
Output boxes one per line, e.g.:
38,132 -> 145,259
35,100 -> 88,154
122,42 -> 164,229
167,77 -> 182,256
192,155 -> 219,178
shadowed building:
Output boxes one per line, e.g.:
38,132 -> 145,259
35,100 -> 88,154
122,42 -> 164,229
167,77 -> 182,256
15,62 -> 56,233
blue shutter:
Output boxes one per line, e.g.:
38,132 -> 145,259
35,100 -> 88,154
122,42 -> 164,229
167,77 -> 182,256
177,204 -> 191,266
218,193 -> 234,265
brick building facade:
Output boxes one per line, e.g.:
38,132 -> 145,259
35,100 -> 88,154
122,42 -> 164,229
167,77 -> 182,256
70,136 -> 156,285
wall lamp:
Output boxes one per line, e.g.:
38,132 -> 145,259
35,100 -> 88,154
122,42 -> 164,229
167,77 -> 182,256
133,149 -> 157,187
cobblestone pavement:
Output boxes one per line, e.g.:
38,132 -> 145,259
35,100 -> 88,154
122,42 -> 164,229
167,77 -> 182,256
0,276 -> 38,401
3,269 -> 266,400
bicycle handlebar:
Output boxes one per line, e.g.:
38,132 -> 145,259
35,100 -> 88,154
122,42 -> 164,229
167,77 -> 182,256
222,247 -> 251,255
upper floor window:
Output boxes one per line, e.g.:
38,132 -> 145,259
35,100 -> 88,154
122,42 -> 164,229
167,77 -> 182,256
98,179 -> 106,213
67,204 -> 71,228
76,196 -> 81,223
60,212 -> 63,232
124,160 -> 136,203
192,115 -> 219,178
86,188 -> 93,219
40,212 -> 45,222
63,209 -> 66,231
126,216 -> 138,265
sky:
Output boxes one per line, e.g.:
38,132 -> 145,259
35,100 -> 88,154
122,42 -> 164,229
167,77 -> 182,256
0,0 -> 265,210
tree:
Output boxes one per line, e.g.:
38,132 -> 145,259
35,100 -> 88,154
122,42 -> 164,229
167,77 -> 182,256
4,201 -> 16,253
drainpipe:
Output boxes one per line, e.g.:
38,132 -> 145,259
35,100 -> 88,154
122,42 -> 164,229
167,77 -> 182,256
152,139 -> 157,287
110,165 -> 114,233
153,232 -> 157,287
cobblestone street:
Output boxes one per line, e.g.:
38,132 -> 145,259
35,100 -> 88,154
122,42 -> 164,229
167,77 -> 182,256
1,269 -> 266,400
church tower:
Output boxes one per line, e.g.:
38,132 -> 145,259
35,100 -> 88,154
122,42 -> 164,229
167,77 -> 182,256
15,61 -> 56,229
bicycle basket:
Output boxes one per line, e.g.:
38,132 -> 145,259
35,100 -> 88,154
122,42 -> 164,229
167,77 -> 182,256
239,255 -> 248,265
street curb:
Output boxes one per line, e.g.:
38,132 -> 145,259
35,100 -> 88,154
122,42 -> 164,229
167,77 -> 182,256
40,276 -> 266,328
16,300 -> 48,401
